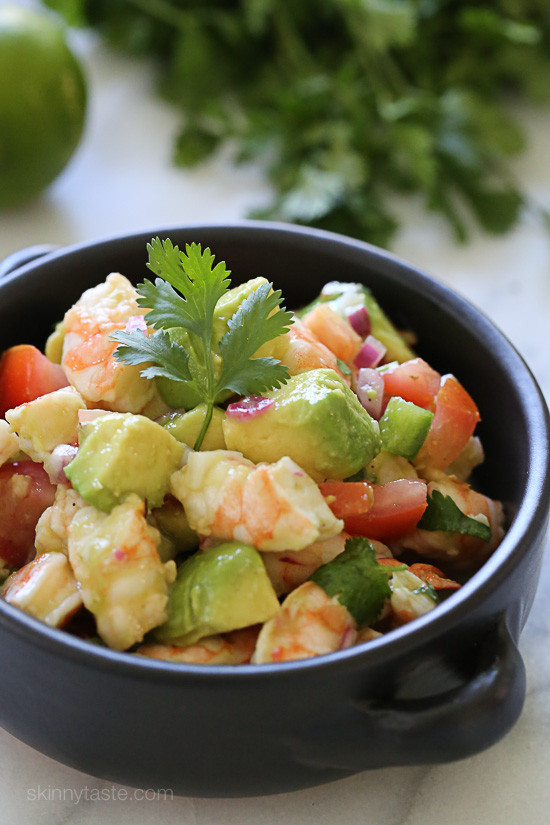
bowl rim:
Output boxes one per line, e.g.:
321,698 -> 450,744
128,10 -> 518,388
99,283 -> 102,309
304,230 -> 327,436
1,219 -> 548,681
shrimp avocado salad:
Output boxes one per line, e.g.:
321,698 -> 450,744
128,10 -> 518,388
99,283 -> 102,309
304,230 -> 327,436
0,239 -> 504,664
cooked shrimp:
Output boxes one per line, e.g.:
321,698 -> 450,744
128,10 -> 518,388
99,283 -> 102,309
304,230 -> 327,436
253,580 -> 357,663
68,494 -> 176,651
136,626 -> 260,665
35,486 -> 88,557
262,534 -> 392,596
170,450 -> 343,553
5,386 -> 85,463
0,420 -> 19,467
392,470 -> 504,569
61,273 -> 161,414
278,318 -> 349,380
301,304 -> 362,364
389,568 -> 438,624
2,552 -> 82,628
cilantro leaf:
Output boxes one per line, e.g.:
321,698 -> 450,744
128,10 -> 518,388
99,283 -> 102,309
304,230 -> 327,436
110,329 -> 192,384
111,238 -> 293,449
146,238 -> 230,338
417,489 -> 492,541
310,537 -> 391,626
217,283 -> 293,396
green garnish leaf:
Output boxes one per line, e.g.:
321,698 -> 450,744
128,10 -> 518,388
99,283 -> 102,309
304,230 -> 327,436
417,489 -> 492,541
109,329 -> 192,383
111,238 -> 293,449
310,537 -> 391,626
217,283 -> 293,396
336,358 -> 352,376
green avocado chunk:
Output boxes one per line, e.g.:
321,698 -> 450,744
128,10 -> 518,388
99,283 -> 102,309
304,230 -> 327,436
378,397 -> 433,460
298,281 -> 415,363
64,413 -> 185,512
223,368 -> 381,481
155,541 -> 280,645
158,403 -> 226,450
155,277 -> 268,410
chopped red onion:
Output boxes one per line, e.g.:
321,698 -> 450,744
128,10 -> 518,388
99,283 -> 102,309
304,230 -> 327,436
226,396 -> 275,419
44,444 -> 79,485
354,335 -> 387,369
125,315 -> 148,333
347,306 -> 371,338
356,368 -> 384,419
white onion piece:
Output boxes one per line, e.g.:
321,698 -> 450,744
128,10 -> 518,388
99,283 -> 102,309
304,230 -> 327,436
354,335 -> 386,369
356,368 -> 384,420
43,444 -> 79,485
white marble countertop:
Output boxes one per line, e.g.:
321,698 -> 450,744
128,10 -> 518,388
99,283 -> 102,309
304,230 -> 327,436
1,5 -> 550,823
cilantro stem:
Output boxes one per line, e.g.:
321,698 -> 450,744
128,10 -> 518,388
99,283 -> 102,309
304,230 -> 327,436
193,402 -> 213,452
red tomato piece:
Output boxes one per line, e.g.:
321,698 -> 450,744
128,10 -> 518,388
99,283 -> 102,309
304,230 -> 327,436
419,374 -> 481,469
0,460 -> 56,569
319,481 -> 374,518
343,479 -> 428,542
381,358 -> 441,410
0,344 -> 69,418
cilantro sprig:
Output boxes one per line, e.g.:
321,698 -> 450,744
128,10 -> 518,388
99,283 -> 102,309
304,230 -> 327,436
45,1 -> 550,245
417,490 -> 492,541
111,238 -> 293,449
310,537 -> 391,627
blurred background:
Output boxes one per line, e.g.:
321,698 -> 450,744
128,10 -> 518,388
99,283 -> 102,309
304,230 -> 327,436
1,1 -> 550,823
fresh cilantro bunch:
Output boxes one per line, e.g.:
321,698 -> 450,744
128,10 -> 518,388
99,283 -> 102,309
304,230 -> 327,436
111,238 -> 293,449
45,1 -> 550,245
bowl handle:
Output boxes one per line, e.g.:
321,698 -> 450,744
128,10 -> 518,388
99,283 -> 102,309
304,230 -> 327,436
0,244 -> 59,280
356,616 -> 526,764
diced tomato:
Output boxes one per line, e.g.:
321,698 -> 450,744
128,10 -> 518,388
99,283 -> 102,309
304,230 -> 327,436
0,461 -> 56,569
381,358 -> 441,410
319,481 -> 374,518
342,479 -> 428,542
0,344 -> 69,418
418,374 -> 480,469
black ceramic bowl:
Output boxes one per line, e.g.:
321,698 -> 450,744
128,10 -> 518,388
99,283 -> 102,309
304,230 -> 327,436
0,222 -> 548,798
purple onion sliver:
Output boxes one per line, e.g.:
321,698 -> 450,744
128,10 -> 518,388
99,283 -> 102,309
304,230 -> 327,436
348,306 -> 371,338
354,335 -> 387,369
226,395 -> 275,419
125,315 -> 148,333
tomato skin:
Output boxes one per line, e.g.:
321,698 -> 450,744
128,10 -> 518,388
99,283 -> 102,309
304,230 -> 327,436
0,460 -> 56,569
382,358 -> 441,410
319,481 -> 374,518
342,479 -> 428,542
418,374 -> 480,469
0,344 -> 69,418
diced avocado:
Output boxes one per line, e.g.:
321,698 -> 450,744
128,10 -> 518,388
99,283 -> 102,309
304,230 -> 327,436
378,397 -> 433,460
223,368 -> 381,481
45,321 -> 66,364
64,413 -> 185,512
365,450 -> 419,484
155,278 -> 268,410
158,403 -> 226,451
299,281 -> 415,363
155,541 -> 280,645
148,496 -> 198,558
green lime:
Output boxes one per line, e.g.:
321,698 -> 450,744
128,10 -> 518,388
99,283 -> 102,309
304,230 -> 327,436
0,6 -> 87,209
